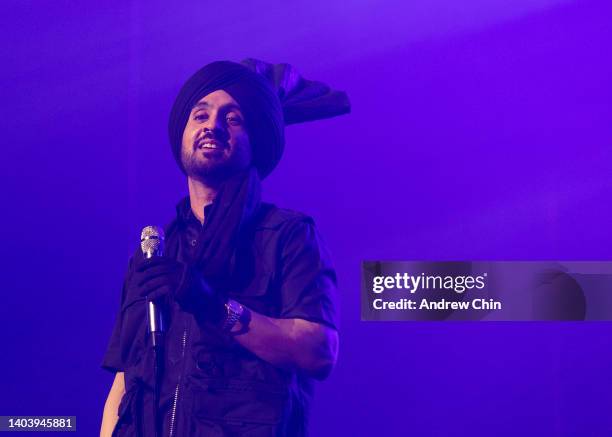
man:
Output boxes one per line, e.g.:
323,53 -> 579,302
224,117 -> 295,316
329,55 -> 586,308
100,59 -> 350,436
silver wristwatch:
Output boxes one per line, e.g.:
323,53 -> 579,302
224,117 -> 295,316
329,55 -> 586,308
221,299 -> 244,332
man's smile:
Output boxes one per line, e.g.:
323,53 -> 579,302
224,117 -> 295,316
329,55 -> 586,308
195,137 -> 226,150
193,137 -> 230,158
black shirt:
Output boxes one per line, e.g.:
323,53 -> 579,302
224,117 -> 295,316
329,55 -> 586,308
102,198 -> 338,436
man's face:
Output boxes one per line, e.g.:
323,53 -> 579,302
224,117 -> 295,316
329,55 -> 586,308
181,89 -> 251,181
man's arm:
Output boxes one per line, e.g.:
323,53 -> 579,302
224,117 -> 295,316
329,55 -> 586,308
100,371 -> 125,437
229,308 -> 339,380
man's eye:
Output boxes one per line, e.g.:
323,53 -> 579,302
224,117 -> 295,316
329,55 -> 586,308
227,114 -> 243,126
194,112 -> 208,121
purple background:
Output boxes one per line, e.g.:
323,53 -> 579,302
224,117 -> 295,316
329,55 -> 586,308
2,0 -> 612,435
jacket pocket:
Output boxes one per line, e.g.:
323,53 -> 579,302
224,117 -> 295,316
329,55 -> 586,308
231,271 -> 276,316
187,376 -> 289,426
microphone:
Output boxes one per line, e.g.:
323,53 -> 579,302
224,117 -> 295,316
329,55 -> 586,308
140,225 -> 165,347
140,226 -> 165,437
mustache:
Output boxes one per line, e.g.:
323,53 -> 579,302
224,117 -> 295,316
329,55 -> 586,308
193,131 -> 229,148
193,139 -> 231,153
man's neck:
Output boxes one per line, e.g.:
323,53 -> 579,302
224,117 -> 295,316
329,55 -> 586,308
187,176 -> 218,224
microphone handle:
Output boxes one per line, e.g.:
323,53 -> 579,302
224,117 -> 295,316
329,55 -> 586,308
144,249 -> 165,340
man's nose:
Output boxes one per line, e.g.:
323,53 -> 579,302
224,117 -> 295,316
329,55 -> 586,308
204,112 -> 225,132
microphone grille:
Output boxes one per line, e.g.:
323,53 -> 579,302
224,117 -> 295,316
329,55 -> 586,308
141,225 -> 164,257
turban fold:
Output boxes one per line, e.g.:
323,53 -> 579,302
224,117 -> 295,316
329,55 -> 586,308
168,59 -> 350,179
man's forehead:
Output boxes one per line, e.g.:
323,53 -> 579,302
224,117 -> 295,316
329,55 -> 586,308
193,90 -> 241,111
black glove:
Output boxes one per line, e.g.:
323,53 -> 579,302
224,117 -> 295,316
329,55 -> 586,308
131,256 -> 227,324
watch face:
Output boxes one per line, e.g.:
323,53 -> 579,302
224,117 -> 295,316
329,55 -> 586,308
227,300 -> 243,314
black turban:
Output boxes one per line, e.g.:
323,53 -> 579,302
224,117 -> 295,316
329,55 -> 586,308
168,58 -> 351,179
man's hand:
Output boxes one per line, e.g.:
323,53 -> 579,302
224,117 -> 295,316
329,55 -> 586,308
130,257 -> 226,323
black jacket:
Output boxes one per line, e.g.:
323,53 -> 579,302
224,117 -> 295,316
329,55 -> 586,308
102,199 -> 338,437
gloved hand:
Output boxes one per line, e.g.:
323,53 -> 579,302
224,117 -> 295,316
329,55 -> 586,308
130,256 -> 227,324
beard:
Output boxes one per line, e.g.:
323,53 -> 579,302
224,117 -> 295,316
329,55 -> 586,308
181,146 -> 243,184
